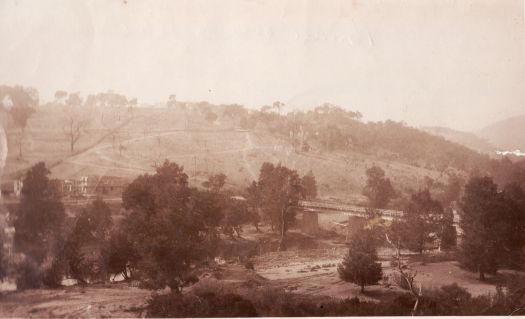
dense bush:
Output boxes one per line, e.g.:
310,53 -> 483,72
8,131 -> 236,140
147,291 -> 258,317
0,236 -> 6,280
146,279 -> 525,317
14,162 -> 66,289
118,161 -> 225,291
15,257 -> 43,290
459,177 -> 525,280
42,257 -> 66,288
62,199 -> 113,284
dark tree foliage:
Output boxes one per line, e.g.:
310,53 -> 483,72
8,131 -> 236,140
459,177 -> 525,280
0,236 -> 5,280
438,208 -> 457,250
387,218 -> 407,253
188,189 -> 224,249
501,183 -> 525,248
119,160 -> 222,291
437,174 -> 464,208
202,173 -> 226,193
245,181 -> 262,232
73,199 -> 113,242
63,199 -> 113,283
362,166 -> 395,208
499,183 -> 525,268
14,162 -> 65,266
489,157 -> 525,190
459,177 -> 501,280
107,228 -> 139,281
122,160 -> 190,215
402,189 -> 446,254
15,257 -> 43,290
254,162 -> 303,251
301,170 -> 318,200
338,228 -> 383,292
221,197 -> 255,239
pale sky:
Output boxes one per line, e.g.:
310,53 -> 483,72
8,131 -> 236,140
0,0 -> 524,131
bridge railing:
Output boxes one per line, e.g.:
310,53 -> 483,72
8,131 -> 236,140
298,200 -> 403,218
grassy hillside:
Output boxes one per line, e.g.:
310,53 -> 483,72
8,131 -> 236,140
2,103 -> 499,203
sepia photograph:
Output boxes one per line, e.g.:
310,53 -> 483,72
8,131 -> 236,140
0,0 -> 525,317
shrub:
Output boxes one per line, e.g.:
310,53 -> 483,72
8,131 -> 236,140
417,283 -> 472,315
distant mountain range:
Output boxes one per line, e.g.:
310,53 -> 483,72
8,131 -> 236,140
422,126 -> 496,154
476,115 -> 525,152
423,114 -> 525,156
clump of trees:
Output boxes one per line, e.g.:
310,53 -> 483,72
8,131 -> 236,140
116,160 -> 223,291
247,162 -> 317,251
13,162 -> 65,288
10,160 -> 268,291
62,199 -> 113,284
221,197 -> 256,239
401,189 -> 455,254
459,176 -> 525,280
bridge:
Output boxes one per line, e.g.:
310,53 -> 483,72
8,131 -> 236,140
296,200 -> 403,235
298,200 -> 403,221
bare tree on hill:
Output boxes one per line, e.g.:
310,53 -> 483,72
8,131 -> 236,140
58,92 -> 90,153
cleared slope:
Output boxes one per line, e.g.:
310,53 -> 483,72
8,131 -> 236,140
3,106 -> 456,200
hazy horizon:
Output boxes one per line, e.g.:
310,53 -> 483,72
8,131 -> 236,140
1,0 -> 524,131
